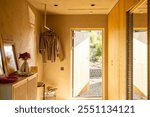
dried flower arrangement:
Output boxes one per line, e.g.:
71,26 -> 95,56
19,52 -> 31,60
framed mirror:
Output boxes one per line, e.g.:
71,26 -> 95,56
0,37 -> 5,76
127,0 -> 150,100
0,49 -> 4,75
1,40 -> 18,75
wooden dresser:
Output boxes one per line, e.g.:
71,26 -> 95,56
0,74 -> 37,100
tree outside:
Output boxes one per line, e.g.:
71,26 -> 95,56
90,31 -> 102,68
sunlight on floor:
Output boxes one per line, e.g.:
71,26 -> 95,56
80,77 -> 102,98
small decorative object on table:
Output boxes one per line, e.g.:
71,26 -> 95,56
19,52 -> 31,75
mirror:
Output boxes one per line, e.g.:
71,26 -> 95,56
0,36 -> 5,76
133,2 -> 147,100
0,49 -> 4,76
2,41 -> 18,75
127,0 -> 149,100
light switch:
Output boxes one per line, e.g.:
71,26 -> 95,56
60,67 -> 64,71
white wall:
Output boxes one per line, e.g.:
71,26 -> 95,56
133,31 -> 147,96
73,31 -> 89,96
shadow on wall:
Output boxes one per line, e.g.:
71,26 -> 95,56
0,0 -> 43,81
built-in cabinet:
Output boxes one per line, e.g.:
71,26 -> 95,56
0,74 -> 37,100
13,79 -> 28,100
27,75 -> 37,100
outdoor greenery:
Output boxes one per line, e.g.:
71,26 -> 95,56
90,31 -> 102,63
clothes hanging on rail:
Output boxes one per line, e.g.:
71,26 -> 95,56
39,30 -> 64,63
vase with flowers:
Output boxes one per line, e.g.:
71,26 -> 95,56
19,52 -> 31,74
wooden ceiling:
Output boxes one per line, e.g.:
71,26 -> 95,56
28,0 -> 119,15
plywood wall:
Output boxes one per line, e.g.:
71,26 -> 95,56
45,15 -> 108,99
125,0 -> 140,10
108,2 -> 120,99
0,0 -> 43,81
108,0 -> 140,99
133,14 -> 147,29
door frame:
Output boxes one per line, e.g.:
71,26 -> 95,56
126,0 -> 150,100
70,28 -> 107,100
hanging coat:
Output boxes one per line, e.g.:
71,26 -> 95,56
39,30 -> 64,63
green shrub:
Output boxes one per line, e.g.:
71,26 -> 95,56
90,31 -> 102,63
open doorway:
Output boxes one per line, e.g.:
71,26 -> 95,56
72,29 -> 103,99
126,0 -> 149,100
133,30 -> 147,100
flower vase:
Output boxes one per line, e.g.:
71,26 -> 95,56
20,60 -> 29,74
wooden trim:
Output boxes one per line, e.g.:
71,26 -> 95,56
0,35 -> 5,76
126,12 -> 133,100
13,78 -> 27,87
0,40 -> 19,75
70,28 -> 105,31
127,0 -> 149,100
71,28 -> 107,99
129,0 -> 146,13
71,30 -> 74,98
102,29 -> 107,100
148,0 -> 150,100
134,28 -> 147,31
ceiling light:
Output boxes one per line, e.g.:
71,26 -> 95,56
54,4 -> 58,6
91,4 -> 95,7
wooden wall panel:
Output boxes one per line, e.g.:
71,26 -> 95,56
119,0 -> 127,100
125,0 -> 140,11
108,0 -> 141,100
148,0 -> 150,100
108,3 -> 120,99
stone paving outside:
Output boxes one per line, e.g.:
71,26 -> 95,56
79,30 -> 102,98
79,61 -> 147,99
80,77 -> 102,97
79,62 -> 102,98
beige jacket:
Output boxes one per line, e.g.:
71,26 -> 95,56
39,31 -> 64,63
